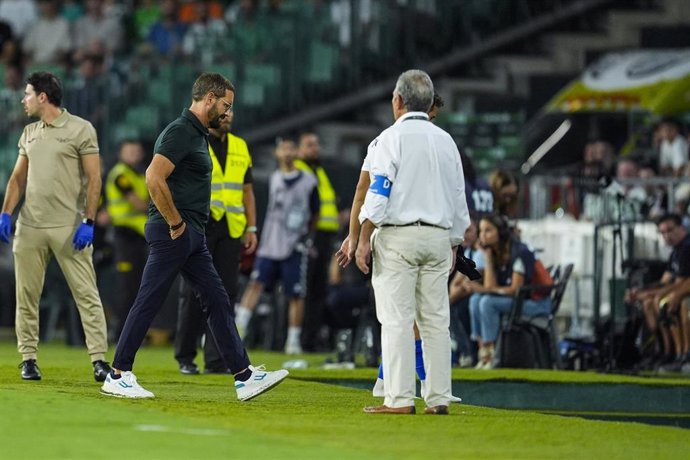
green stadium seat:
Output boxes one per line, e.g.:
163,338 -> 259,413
244,63 -> 280,87
124,106 -> 159,136
306,41 -> 339,84
112,123 -> 141,143
208,63 -> 237,82
239,81 -> 265,107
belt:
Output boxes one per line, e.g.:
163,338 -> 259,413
381,220 -> 448,230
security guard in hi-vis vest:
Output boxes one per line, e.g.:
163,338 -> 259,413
295,132 -> 339,351
105,140 -> 150,341
174,109 -> 258,375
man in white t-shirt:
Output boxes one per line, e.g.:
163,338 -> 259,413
658,119 -> 688,177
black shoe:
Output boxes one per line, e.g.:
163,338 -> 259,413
92,360 -> 112,382
19,359 -> 41,380
179,362 -> 200,375
203,366 -> 231,374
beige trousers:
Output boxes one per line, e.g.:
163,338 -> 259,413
371,225 -> 453,408
13,222 -> 107,362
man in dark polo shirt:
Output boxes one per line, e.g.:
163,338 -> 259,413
101,73 -> 288,400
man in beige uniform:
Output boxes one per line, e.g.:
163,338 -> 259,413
0,71 -> 110,382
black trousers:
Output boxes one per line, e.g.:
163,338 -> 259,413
302,229 -> 336,350
174,216 -> 242,370
113,222 -> 249,373
111,227 -> 148,341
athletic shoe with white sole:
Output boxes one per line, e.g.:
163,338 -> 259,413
235,365 -> 288,401
100,371 -> 155,398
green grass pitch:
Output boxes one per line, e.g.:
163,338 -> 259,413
1,342 -> 688,460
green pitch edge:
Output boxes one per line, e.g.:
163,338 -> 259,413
291,373 -> 690,428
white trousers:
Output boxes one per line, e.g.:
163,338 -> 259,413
371,225 -> 452,408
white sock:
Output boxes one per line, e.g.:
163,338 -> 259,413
287,326 -> 302,345
235,306 -> 253,331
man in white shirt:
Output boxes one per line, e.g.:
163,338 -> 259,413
355,69 -> 470,415
658,119 -> 688,177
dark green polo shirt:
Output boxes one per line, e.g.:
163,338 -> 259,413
148,108 -> 211,232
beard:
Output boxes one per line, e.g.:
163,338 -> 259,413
208,105 -> 223,129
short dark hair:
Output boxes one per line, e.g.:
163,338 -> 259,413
191,73 -> 234,101
433,92 -> 444,109
26,72 -> 62,107
657,213 -> 683,227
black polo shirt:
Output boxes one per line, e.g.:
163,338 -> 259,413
148,108 -> 211,232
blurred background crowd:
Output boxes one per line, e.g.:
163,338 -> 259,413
1,0 -> 690,375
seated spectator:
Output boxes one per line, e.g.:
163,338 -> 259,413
22,0 -> 72,67
181,0 -> 227,57
144,0 -> 187,58
63,52 -> 108,136
133,0 -> 160,41
488,169 -> 519,218
579,140 -> 617,221
229,0 -> 272,63
657,119 -> 688,177
178,0 -> 224,24
72,0 -> 124,61
0,63 -> 26,130
0,0 -> 37,40
639,163 -> 668,220
448,217 -> 485,367
465,214 -> 552,369
616,156 -> 646,201
60,0 -> 83,24
627,213 -> 690,371
0,18 -> 20,67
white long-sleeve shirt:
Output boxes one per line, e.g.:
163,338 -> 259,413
359,111 -> 470,246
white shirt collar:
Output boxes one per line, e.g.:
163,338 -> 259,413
394,111 -> 429,125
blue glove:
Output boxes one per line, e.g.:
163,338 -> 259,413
0,212 -> 11,243
72,222 -> 94,250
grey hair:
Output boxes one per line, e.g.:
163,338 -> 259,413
394,69 -> 434,112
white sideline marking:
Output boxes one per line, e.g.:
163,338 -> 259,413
135,424 -> 230,436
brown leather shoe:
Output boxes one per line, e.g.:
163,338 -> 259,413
363,405 -> 416,414
424,405 -> 449,415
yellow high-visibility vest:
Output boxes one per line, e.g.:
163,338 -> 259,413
105,162 -> 149,236
209,133 -> 252,238
294,159 -> 339,232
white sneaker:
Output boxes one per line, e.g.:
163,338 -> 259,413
372,377 -> 384,397
235,365 -> 289,401
449,394 -> 463,404
100,371 -> 154,398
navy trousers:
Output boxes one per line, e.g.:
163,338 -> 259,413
113,223 -> 250,373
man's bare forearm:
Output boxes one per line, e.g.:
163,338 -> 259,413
84,173 -> 101,220
147,176 -> 182,225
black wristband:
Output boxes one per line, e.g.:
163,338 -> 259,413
170,220 -> 184,231
82,218 -> 95,227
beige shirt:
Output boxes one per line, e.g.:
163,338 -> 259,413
18,109 -> 99,227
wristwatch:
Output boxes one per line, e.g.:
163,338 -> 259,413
82,218 -> 95,226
